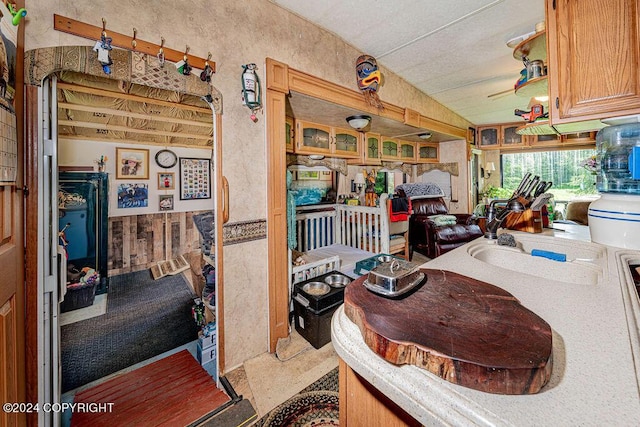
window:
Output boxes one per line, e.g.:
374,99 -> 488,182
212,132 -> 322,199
374,171 -> 394,195
501,148 -> 598,202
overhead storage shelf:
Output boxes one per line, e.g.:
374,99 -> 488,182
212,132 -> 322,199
513,31 -> 546,61
516,121 -> 558,135
514,76 -> 548,98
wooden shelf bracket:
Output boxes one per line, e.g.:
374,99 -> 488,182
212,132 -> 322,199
53,14 -> 215,72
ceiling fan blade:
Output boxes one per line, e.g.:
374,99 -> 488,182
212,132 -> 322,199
487,88 -> 513,99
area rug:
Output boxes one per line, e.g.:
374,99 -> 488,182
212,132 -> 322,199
254,367 -> 339,427
60,270 -> 199,393
255,391 -> 339,427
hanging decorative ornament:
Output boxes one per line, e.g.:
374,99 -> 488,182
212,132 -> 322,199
93,34 -> 113,75
241,63 -> 263,122
356,54 -> 384,111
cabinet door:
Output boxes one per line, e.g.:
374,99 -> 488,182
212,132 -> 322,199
333,127 -> 361,159
381,137 -> 399,159
417,142 -> 439,163
562,131 -> 596,145
398,141 -> 416,162
478,126 -> 500,149
296,120 -> 331,155
547,0 -> 640,123
529,133 -> 561,146
501,125 -> 526,148
285,117 -> 294,153
363,133 -> 382,164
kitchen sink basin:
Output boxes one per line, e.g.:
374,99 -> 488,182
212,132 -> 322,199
466,235 -> 606,286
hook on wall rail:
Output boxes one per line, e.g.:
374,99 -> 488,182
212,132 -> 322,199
132,28 -> 137,49
54,14 -> 215,72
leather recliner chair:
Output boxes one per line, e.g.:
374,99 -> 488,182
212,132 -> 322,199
407,196 -> 483,259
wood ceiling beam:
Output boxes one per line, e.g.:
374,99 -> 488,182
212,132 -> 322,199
57,82 -> 212,114
58,102 -> 212,129
59,120 -> 212,141
58,135 -> 212,148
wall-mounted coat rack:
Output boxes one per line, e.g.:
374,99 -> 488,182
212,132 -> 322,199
53,14 -> 215,72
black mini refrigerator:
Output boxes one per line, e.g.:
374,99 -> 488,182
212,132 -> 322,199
293,271 -> 351,349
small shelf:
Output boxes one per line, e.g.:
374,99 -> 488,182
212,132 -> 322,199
514,76 -> 548,98
516,121 -> 558,136
513,31 -> 546,61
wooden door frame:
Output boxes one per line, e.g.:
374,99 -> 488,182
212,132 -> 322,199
264,58 -> 467,351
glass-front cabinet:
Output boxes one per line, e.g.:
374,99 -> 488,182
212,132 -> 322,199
362,132 -> 382,165
285,116 -> 294,153
294,120 -> 361,159
333,128 -> 360,157
502,124 -> 526,148
417,142 -> 439,163
478,126 -> 499,149
478,123 -> 526,149
398,141 -> 416,162
296,120 -> 331,154
381,137 -> 399,160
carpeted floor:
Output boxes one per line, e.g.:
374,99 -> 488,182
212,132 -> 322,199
60,270 -> 199,393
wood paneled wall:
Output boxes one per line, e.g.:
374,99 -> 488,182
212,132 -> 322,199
108,211 -> 205,275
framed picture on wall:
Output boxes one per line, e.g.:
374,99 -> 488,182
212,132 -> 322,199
297,171 -> 319,180
116,183 -> 149,208
159,195 -> 174,211
157,172 -> 175,190
116,147 -> 150,179
179,157 -> 211,200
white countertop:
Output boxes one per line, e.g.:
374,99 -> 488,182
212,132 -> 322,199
332,225 -> 640,426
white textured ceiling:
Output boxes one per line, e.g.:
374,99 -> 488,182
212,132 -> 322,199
271,0 -> 545,126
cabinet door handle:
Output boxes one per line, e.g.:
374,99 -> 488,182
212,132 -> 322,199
222,176 -> 229,224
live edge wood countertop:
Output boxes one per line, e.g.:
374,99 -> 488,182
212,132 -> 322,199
331,224 -> 640,426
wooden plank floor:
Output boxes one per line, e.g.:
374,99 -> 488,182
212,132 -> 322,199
71,350 -> 229,426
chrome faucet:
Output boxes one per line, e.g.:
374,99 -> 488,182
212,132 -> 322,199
484,198 -> 526,239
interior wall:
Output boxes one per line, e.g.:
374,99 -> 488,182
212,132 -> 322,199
437,139 -> 469,214
26,0 -> 472,370
58,139 -> 214,216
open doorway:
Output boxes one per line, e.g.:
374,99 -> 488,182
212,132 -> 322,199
24,47 -> 226,422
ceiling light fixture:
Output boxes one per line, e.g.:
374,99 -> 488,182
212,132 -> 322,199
418,132 -> 432,140
346,115 -> 371,131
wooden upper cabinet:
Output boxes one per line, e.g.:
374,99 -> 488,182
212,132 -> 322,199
294,120 -> 361,159
333,128 -> 361,158
477,124 -> 526,149
296,120 -> 331,154
398,141 -> 416,162
547,0 -> 640,123
380,137 -> 399,160
478,126 -> 500,149
285,116 -> 294,153
416,142 -> 439,163
363,133 -> 382,165
501,124 -> 527,148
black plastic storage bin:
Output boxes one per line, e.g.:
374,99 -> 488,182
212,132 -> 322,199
60,283 -> 97,312
293,297 -> 342,349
